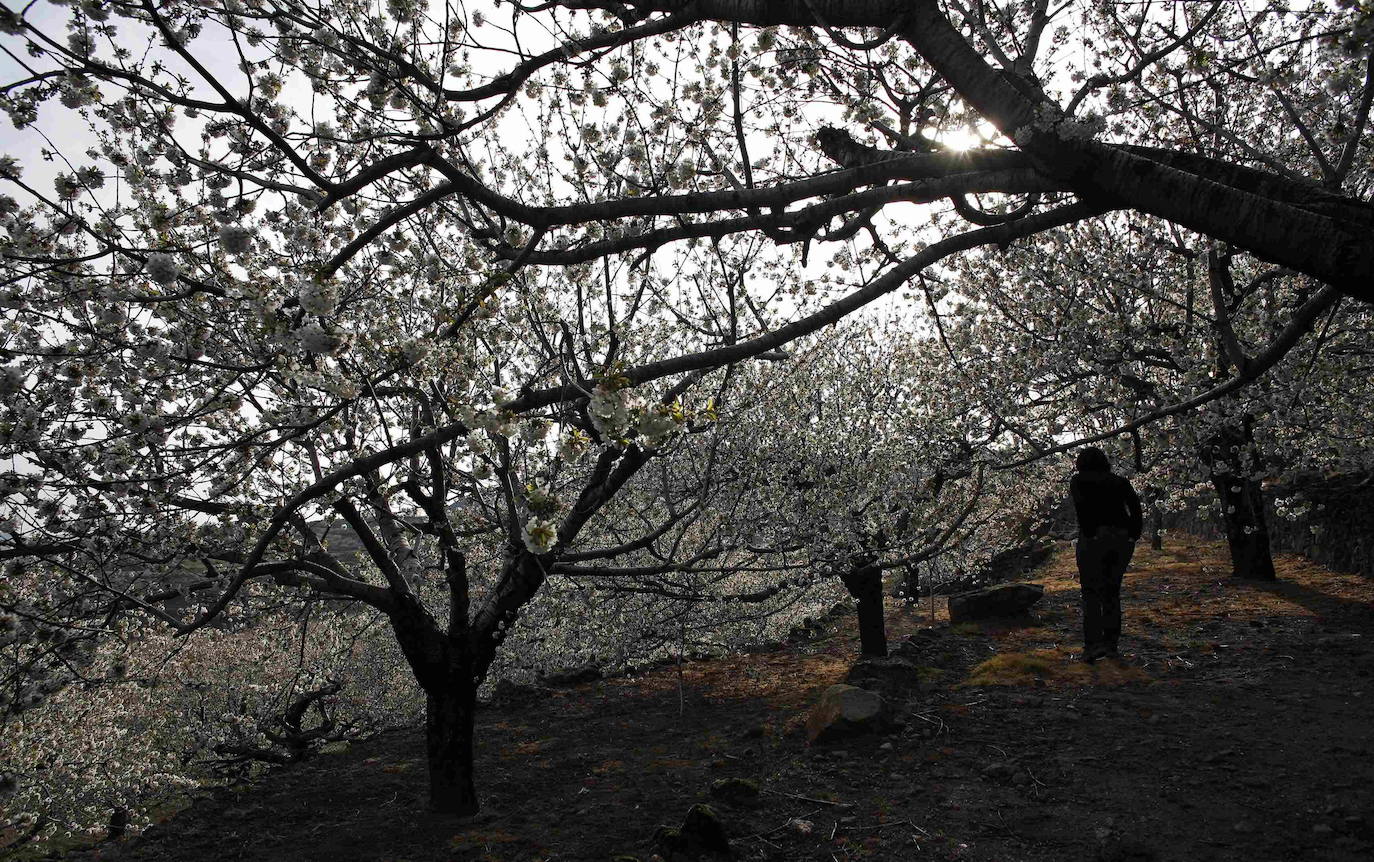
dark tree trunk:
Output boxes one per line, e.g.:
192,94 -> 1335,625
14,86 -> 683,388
855,591 -> 888,657
425,681 -> 479,816
384,608 -> 480,815
1211,475 -> 1276,580
841,561 -> 888,657
1150,502 -> 1164,551
107,807 -> 129,840
1205,423 -> 1276,581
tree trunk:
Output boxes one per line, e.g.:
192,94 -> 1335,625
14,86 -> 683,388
1211,475 -> 1277,580
855,590 -> 888,657
1206,424 -> 1276,581
425,681 -> 479,815
841,561 -> 888,657
1150,502 -> 1164,551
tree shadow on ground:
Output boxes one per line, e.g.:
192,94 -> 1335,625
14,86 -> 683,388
1241,578 -> 1374,629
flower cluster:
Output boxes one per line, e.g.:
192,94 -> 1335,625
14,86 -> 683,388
521,518 -> 558,554
587,382 -> 685,446
636,403 -> 682,447
0,365 -> 24,395
218,224 -> 254,255
294,321 -> 348,355
558,428 -> 592,461
588,382 -> 639,438
399,338 -> 429,365
298,279 -> 338,316
524,482 -> 561,517
143,253 -> 180,286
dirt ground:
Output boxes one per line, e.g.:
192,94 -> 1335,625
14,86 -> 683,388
57,535 -> 1374,861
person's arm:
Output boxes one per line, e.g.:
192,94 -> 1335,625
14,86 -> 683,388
1123,478 -> 1144,541
1070,475 -> 1092,538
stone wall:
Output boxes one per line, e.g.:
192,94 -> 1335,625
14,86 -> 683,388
1168,472 -> 1374,578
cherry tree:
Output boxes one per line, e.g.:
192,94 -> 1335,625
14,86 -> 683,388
708,320 -> 1058,656
927,213 -> 1374,579
2,0 -> 1373,822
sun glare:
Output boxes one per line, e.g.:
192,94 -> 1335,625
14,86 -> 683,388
942,129 -> 983,151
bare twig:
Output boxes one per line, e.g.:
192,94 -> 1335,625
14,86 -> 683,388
763,789 -> 850,807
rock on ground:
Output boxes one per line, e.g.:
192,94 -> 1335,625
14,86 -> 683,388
709,777 -> 760,807
654,803 -> 732,860
948,582 -> 1045,622
805,683 -> 894,744
844,655 -> 924,693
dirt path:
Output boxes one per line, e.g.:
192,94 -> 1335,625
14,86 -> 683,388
65,536 -> 1374,861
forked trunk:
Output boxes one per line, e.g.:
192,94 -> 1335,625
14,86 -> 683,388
425,682 -> 479,815
841,561 -> 888,657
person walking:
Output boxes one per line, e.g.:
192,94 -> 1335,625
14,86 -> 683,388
1070,447 -> 1143,663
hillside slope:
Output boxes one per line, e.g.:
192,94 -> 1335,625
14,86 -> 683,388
62,536 -> 1374,861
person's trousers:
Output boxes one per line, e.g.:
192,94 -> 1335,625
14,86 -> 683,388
1075,528 -> 1136,653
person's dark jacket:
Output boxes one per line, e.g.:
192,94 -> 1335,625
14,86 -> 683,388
1071,470 -> 1143,541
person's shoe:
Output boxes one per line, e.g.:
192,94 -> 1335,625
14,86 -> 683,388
1080,645 -> 1106,664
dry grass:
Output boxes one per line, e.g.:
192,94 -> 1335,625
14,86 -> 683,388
961,648 -> 1151,687
595,535 -> 1371,706
447,828 -> 525,853
608,649 -> 853,709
